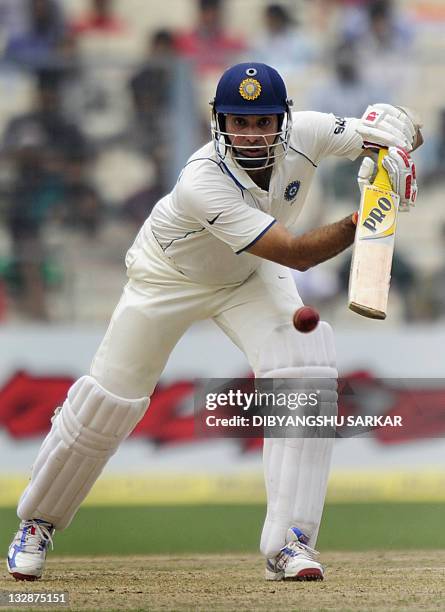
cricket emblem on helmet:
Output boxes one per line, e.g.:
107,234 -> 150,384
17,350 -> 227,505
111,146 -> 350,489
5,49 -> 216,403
239,78 -> 262,101
284,180 -> 300,202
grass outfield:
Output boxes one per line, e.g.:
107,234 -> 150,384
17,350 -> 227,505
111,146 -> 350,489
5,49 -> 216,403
2,553 -> 445,611
2,503 -> 445,554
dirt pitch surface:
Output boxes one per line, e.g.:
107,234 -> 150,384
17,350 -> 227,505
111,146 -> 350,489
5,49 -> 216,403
1,552 -> 445,612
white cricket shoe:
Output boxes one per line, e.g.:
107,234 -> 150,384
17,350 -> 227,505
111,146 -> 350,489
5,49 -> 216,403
7,519 -> 54,581
265,526 -> 324,581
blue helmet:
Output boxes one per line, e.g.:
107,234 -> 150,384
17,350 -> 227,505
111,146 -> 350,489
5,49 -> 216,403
214,62 -> 289,114
210,62 -> 293,169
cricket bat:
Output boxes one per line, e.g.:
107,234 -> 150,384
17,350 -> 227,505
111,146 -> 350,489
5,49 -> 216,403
348,148 -> 400,320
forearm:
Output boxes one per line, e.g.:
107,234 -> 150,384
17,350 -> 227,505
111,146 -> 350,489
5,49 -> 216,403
286,215 -> 356,271
248,215 -> 356,271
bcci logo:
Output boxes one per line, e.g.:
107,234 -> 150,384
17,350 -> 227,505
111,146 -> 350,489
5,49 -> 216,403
239,78 -> 262,101
284,180 -> 300,202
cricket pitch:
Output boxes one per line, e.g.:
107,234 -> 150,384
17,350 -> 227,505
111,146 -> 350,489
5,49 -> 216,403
1,552 -> 445,611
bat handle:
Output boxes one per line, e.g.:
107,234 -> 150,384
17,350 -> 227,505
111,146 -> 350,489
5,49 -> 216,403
373,148 -> 392,191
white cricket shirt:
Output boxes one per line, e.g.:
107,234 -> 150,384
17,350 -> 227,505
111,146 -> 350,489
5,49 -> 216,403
136,111 -> 363,285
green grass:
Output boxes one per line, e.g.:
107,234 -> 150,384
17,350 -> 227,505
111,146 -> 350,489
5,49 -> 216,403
2,503 -> 444,555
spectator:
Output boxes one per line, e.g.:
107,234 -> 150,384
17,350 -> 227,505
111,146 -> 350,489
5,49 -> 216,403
420,108 -> 445,188
345,0 -> 414,50
309,40 -> 389,117
0,0 -> 28,44
4,0 -> 67,70
69,0 -> 126,36
61,156 -> 102,236
342,0 -> 416,98
309,41 -> 389,203
426,222 -> 445,320
175,0 -> 246,74
127,29 -> 177,195
1,70 -> 99,319
128,29 -> 175,152
252,4 -> 317,78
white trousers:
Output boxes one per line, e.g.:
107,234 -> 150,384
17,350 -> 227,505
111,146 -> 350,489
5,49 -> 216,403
91,229 -> 303,397
20,227 -> 336,550
90,230 -> 336,556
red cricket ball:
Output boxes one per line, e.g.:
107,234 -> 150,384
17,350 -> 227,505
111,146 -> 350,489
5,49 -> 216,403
293,306 -> 320,333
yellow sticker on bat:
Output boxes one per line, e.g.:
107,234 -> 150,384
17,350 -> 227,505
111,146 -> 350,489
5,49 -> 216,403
357,185 -> 399,240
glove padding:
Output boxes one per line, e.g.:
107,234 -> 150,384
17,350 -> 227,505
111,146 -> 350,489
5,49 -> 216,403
356,103 -> 419,152
357,147 -> 417,210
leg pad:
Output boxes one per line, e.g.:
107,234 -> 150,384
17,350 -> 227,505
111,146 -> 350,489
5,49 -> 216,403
259,322 -> 338,557
18,376 -> 148,530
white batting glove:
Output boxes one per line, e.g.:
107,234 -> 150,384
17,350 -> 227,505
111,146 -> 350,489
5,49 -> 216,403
356,103 -> 418,152
396,105 -> 424,130
382,146 -> 417,210
357,156 -> 375,195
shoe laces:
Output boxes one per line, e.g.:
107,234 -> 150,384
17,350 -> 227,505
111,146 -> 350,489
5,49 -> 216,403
17,520 -> 54,553
279,539 -> 320,563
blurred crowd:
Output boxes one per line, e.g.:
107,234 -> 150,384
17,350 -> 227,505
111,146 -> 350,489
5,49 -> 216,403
0,0 -> 443,322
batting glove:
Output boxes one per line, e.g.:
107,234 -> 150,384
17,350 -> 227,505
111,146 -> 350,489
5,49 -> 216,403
357,155 -> 375,196
356,103 -> 418,152
382,146 -> 417,210
356,149 -> 417,211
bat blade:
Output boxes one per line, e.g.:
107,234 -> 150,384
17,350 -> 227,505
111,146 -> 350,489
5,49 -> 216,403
348,154 -> 400,319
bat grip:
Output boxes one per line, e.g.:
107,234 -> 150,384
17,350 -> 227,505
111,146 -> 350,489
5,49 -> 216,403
373,147 -> 392,191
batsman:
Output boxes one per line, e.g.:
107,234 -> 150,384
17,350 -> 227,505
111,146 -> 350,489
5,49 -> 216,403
7,63 -> 420,582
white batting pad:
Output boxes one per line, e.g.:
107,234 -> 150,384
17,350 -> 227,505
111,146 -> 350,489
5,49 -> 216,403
18,376 -> 148,530
259,322 -> 338,558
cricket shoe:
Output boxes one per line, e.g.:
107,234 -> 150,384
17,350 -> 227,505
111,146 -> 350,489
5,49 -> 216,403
7,519 -> 54,581
265,527 -> 324,581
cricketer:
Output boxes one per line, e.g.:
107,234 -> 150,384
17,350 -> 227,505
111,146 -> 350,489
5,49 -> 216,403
7,62 -> 419,582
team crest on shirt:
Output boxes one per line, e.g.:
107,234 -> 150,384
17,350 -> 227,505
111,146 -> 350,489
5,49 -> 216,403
284,180 -> 301,203
239,78 -> 262,101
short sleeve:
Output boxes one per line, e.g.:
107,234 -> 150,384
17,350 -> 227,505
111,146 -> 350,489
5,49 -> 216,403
178,173 -> 276,254
292,112 -> 363,164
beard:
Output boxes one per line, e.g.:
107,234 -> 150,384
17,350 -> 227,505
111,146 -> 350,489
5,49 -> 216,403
232,146 -> 274,169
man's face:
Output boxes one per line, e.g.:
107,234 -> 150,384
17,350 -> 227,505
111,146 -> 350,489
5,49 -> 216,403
225,114 -> 279,160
